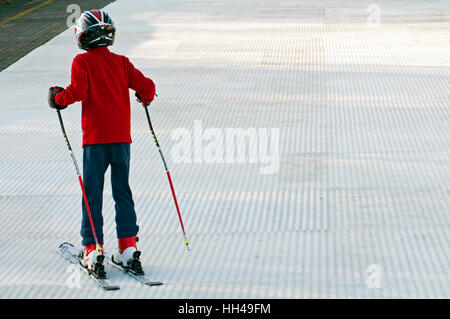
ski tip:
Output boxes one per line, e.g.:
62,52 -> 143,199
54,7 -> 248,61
145,282 -> 163,286
59,242 -> 74,248
98,284 -> 120,291
104,286 -> 121,291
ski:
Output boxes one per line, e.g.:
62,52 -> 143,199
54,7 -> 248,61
59,242 -> 120,291
105,253 -> 163,286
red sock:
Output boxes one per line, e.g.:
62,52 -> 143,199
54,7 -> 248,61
84,244 -> 103,255
118,236 -> 137,254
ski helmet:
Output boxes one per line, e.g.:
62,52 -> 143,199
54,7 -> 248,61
74,9 -> 115,50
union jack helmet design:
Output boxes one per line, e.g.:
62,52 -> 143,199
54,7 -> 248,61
74,9 -> 115,50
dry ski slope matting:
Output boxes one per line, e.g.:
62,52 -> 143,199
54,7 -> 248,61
0,0 -> 449,298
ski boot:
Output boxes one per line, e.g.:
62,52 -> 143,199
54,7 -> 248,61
80,244 -> 106,279
112,236 -> 144,275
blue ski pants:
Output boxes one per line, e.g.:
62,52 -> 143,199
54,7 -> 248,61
80,143 -> 139,246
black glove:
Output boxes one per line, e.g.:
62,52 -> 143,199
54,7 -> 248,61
48,86 -> 68,110
135,92 -> 151,107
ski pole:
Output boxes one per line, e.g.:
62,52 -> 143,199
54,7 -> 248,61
56,109 -> 102,253
143,105 -> 190,251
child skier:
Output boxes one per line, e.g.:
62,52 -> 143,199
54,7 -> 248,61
47,9 -> 155,276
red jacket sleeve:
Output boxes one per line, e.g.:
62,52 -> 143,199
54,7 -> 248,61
126,58 -> 155,103
55,55 -> 88,106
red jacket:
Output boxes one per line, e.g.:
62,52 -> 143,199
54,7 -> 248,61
55,47 -> 155,146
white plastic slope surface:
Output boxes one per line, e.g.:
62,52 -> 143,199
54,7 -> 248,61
0,0 -> 449,298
